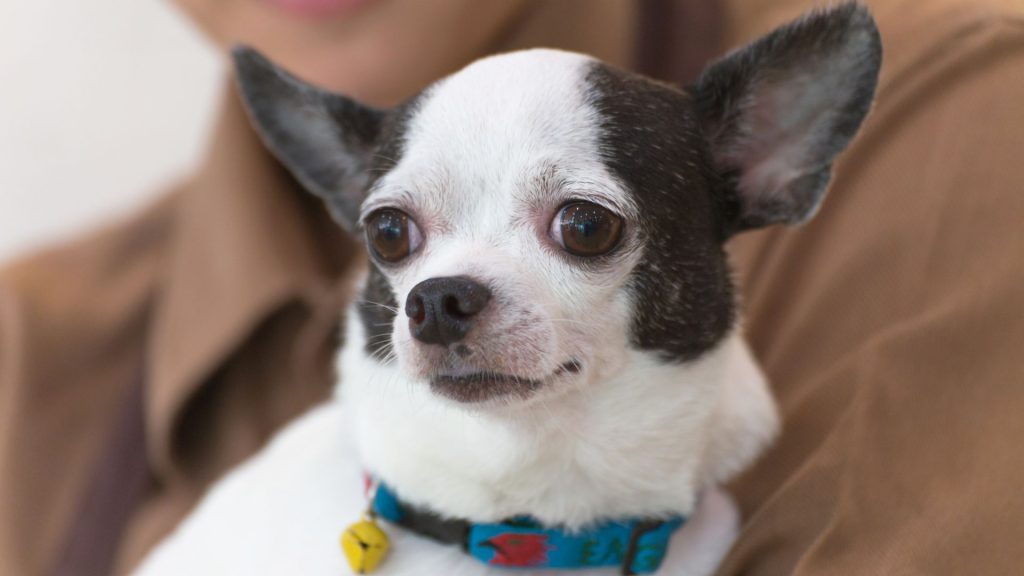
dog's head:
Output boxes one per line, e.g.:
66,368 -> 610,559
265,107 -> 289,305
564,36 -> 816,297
234,4 -> 880,408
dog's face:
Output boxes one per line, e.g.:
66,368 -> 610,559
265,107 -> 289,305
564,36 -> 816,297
359,55 -> 649,404
235,5 -> 880,407
352,52 -> 739,406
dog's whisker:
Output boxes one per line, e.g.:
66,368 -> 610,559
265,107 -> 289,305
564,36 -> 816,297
360,299 -> 401,314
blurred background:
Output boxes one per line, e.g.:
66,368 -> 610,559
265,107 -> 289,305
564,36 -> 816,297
0,0 -> 222,264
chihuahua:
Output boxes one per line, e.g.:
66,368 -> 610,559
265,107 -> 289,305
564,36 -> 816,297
136,4 -> 880,575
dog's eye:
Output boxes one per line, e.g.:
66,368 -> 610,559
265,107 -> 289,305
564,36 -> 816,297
551,202 -> 623,257
365,209 -> 422,263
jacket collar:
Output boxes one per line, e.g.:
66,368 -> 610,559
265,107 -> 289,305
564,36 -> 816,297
146,85 -> 358,477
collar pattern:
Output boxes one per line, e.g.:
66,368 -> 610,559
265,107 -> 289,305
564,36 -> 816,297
372,483 -> 685,575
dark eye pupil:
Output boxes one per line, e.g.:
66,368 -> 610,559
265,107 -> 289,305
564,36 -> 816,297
368,209 -> 411,262
574,219 -> 598,237
560,203 -> 622,256
380,221 -> 401,240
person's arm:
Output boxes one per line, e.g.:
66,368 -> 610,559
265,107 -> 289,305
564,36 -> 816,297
723,15 -> 1024,576
0,196 -> 173,576
0,263 -> 45,576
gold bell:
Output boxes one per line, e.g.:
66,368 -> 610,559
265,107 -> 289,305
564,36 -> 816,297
341,515 -> 390,574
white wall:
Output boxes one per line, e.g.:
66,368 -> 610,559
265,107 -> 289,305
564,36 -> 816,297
0,0 -> 223,264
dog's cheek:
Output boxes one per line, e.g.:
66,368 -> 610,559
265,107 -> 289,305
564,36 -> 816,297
512,271 -> 628,380
473,287 -> 559,376
392,326 -> 429,380
356,263 -> 400,362
590,291 -> 637,378
544,286 -> 630,384
627,245 -> 736,362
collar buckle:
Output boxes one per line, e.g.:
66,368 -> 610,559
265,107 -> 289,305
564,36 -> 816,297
622,519 -> 669,575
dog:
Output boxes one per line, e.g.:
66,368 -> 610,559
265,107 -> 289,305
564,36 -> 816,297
134,4 -> 880,575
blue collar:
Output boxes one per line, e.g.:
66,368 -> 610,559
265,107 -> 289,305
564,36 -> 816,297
372,483 -> 686,574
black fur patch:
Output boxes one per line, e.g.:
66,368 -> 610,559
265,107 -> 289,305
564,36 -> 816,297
587,64 -> 737,362
355,95 -> 422,361
585,4 -> 880,361
370,93 -> 423,178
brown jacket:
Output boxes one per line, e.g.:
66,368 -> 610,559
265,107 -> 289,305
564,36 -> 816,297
2,0 -> 1023,574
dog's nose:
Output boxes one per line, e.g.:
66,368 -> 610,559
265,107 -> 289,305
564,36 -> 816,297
405,276 -> 491,346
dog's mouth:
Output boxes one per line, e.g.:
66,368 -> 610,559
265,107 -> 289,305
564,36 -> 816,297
429,360 -> 581,404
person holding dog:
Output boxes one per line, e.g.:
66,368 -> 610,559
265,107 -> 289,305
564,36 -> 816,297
2,0 -> 1022,575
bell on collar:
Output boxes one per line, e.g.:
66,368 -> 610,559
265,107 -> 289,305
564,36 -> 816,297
341,513 -> 390,574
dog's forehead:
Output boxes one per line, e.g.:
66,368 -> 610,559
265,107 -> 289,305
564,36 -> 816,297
409,49 -> 596,148
367,49 -> 620,214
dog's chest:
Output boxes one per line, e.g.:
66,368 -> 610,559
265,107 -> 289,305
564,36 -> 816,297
134,401 -> 738,576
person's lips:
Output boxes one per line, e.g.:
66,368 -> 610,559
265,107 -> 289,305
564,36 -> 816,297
263,0 -> 372,18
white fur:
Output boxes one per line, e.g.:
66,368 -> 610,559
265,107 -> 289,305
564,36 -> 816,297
134,398 -> 743,576
135,50 -> 780,575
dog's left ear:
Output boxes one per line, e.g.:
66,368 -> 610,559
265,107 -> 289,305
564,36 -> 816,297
232,46 -> 385,231
692,3 -> 882,235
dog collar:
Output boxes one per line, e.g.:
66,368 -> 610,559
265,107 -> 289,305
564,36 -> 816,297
370,482 -> 685,575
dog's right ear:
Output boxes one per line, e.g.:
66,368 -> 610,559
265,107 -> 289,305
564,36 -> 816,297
232,46 -> 385,231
